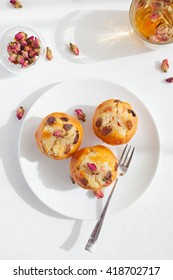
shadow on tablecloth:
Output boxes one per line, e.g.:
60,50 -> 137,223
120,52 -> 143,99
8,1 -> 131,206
54,10 -> 152,64
0,82 -> 84,253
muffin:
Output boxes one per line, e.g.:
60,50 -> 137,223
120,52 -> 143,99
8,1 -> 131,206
93,99 -> 138,145
70,145 -> 118,191
35,112 -> 83,160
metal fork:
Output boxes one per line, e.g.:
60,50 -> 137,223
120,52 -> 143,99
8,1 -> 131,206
85,144 -> 135,253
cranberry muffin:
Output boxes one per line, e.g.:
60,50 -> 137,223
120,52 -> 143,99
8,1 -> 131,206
70,145 -> 118,191
35,112 -> 83,160
93,99 -> 138,145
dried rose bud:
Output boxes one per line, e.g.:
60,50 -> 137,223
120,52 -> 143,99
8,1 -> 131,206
7,31 -> 41,68
8,53 -> 17,62
17,55 -> 25,65
87,163 -> 97,172
7,42 -> 21,54
69,43 -> 79,55
94,189 -> 104,199
22,60 -> 29,68
46,47 -> 53,61
28,50 -> 36,58
16,106 -> 24,120
21,50 -> 29,59
28,57 -> 36,65
165,77 -> 173,83
20,40 -> 27,47
15,32 -> 26,41
161,59 -> 169,72
10,0 -> 22,8
75,109 -> 86,122
32,37 -> 41,48
34,48 -> 41,56
27,36 -> 34,42
150,11 -> 161,21
53,130 -> 63,137
24,45 -> 32,52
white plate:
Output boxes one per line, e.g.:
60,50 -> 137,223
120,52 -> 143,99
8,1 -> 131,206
18,79 -> 160,220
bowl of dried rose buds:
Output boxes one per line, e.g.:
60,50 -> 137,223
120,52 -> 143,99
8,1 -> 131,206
0,25 -> 44,74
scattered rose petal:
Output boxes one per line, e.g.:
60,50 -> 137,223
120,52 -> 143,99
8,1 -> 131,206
161,59 -> 169,72
10,0 -> 22,8
165,77 -> 173,83
74,109 -> 86,122
16,106 -> 24,120
46,47 -> 53,61
87,163 -> 97,172
69,42 -> 79,55
94,189 -> 104,199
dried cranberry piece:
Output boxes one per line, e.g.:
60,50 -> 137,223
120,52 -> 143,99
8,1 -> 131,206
73,131 -> 79,144
103,171 -> 112,184
64,144 -> 71,154
63,124 -> 73,131
80,177 -> 88,187
95,118 -> 103,128
46,116 -> 56,125
100,126 -> 112,136
114,162 -> 118,172
60,117 -> 69,122
126,120 -> 133,130
128,109 -> 136,117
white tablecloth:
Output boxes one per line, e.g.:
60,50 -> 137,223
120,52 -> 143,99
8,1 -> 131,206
0,0 -> 172,260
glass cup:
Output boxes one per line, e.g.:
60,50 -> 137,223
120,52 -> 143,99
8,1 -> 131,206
129,0 -> 173,45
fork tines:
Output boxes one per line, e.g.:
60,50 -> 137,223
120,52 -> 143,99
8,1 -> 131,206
119,144 -> 135,167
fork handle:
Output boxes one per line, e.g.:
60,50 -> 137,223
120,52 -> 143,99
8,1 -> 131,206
85,179 -> 118,252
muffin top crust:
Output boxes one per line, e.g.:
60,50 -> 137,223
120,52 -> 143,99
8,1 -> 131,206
35,112 -> 83,160
93,99 -> 138,145
70,145 -> 118,191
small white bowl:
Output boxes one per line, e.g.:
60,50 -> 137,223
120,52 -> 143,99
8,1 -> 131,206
0,25 -> 45,74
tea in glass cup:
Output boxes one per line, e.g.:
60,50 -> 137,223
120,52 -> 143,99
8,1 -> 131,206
129,0 -> 173,44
